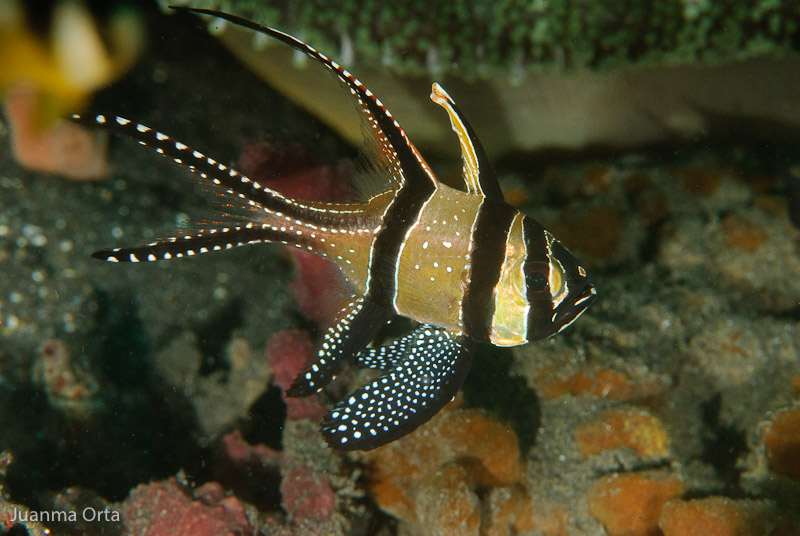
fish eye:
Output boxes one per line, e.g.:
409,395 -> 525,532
524,262 -> 549,292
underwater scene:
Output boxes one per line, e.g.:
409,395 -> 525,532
1,1 -> 799,534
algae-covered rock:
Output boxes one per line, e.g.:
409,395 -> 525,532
163,0 -> 800,76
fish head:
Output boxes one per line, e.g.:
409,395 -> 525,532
490,214 -> 595,346
521,217 -> 596,341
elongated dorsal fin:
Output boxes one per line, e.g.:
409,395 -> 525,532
173,7 -> 438,192
430,83 -> 504,201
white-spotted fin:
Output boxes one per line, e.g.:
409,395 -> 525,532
287,296 -> 392,396
352,325 -> 424,371
321,326 -> 475,448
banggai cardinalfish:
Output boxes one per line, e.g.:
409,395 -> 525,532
75,7 -> 596,450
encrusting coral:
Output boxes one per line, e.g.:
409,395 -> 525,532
162,0 -> 800,77
362,399 -> 537,536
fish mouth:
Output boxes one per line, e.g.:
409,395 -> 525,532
554,282 -> 597,333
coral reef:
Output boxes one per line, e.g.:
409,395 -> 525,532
509,147 -> 800,534
152,331 -> 272,437
120,477 -> 254,536
588,471 -> 683,536
761,404 -> 800,482
163,0 -> 800,76
363,400 -> 530,535
659,497 -> 799,536
2,5 -> 800,536
574,408 -> 670,459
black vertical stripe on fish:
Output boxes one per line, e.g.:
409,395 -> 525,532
366,180 -> 436,308
321,325 -> 475,450
522,218 -> 556,340
461,201 -> 517,341
287,296 -> 393,396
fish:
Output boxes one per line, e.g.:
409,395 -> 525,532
73,8 -> 596,450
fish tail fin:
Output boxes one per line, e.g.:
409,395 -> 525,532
75,113 -> 375,260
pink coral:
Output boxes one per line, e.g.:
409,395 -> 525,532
281,467 -> 335,523
265,329 -> 326,422
121,477 -> 253,536
288,250 -> 349,327
222,429 -> 280,466
4,84 -> 110,180
238,140 -> 353,326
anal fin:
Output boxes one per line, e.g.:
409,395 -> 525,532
321,326 -> 476,450
287,296 -> 392,397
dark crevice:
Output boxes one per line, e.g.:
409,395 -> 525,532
240,386 -> 286,451
5,525 -> 30,536
91,290 -> 149,385
699,393 -> 747,494
194,299 -> 244,376
638,220 -> 666,264
210,388 -> 286,512
462,345 -> 541,452
769,304 -> 800,321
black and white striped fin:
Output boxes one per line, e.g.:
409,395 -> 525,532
70,113 -> 305,218
91,224 -> 290,263
430,83 -> 503,201
174,7 -> 437,191
287,297 -> 392,397
321,326 -> 475,450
